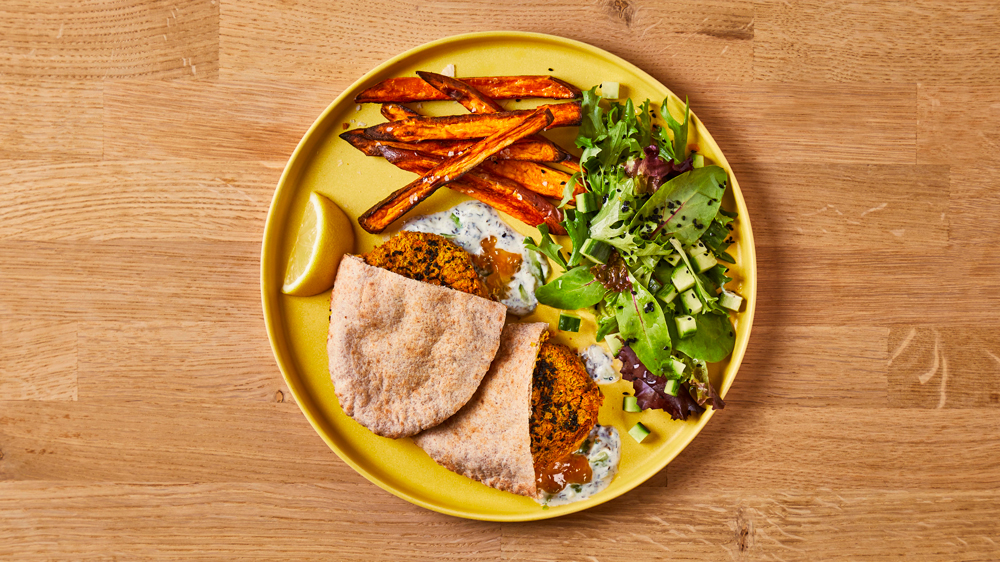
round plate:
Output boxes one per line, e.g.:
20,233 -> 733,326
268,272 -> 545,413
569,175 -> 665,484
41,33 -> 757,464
261,31 -> 756,521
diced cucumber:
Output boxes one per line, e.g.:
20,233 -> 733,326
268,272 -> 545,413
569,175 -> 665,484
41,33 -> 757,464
580,238 -> 612,264
575,192 -> 599,213
671,264 -> 695,292
622,396 -> 641,413
692,153 -> 705,168
557,313 -> 582,332
664,252 -> 682,267
687,241 -> 717,273
647,276 -> 663,295
605,333 -> 624,357
719,289 -> 744,312
669,357 -> 687,376
664,379 -> 680,397
655,284 -> 678,304
680,289 -> 703,314
675,314 -> 697,338
628,422 -> 650,443
600,82 -> 621,99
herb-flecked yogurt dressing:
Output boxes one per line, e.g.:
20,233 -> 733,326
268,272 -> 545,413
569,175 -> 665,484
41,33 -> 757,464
538,425 -> 621,507
580,344 -> 621,385
402,201 -> 549,316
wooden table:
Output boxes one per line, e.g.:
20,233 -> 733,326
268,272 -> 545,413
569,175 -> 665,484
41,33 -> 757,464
2,1 -> 999,559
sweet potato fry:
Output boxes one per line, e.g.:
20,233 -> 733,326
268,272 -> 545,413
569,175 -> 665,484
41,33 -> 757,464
380,103 -> 420,121
342,129 -> 572,163
355,75 -> 580,104
416,71 -> 579,164
479,160 -> 580,199
377,145 -> 565,235
358,107 -> 554,233
363,103 -> 581,142
416,71 -> 504,114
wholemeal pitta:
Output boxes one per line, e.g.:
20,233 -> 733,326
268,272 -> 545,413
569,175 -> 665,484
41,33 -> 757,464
327,255 -> 507,439
412,322 -> 548,499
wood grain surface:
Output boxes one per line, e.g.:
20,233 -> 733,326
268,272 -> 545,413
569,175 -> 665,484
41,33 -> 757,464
2,1 -> 1000,560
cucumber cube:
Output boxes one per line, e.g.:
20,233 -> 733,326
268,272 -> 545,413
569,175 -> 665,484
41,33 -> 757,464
687,241 -> 717,273
671,265 -> 695,292
680,289 -> 703,314
622,396 -> 641,413
663,379 -> 681,397
558,313 -> 581,332
647,277 -> 663,295
655,284 -> 678,304
664,252 -> 682,267
628,422 -> 650,443
692,153 -> 705,168
675,314 -> 697,338
669,357 -> 687,376
600,82 -> 621,99
719,289 -> 744,312
605,333 -> 624,357
580,238 -> 612,264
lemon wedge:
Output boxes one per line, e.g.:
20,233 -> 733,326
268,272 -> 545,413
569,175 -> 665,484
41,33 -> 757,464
282,192 -> 355,296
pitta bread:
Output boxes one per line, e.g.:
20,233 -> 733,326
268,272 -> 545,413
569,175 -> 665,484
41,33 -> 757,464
412,322 -> 547,499
327,255 -> 507,439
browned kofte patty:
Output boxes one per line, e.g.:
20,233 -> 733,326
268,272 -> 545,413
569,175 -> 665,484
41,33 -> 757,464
363,231 -> 489,299
530,342 -> 603,470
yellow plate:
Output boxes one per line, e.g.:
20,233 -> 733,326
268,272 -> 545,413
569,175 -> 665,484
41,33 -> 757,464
261,31 -> 756,521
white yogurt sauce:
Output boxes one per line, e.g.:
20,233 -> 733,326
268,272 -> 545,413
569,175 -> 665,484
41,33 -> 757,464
402,201 -> 548,316
580,344 -> 621,385
538,425 -> 621,507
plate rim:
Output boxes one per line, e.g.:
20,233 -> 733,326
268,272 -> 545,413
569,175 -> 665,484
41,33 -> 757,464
260,30 -> 757,521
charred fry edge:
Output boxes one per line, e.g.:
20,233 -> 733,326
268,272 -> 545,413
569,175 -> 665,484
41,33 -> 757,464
363,103 -> 582,142
355,75 -> 581,104
358,108 -> 554,234
377,145 -> 565,235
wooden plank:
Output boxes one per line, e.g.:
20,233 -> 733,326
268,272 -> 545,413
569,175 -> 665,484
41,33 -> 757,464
103,80 -> 343,160
503,489 -> 1000,561
888,326 -> 1000,409
0,320 -> 77,401
0,482 -> 500,561
0,0 -> 218,79
950,166 -> 1000,244
731,326 -> 888,408
0,401 -> 359,483
667,407 -> 1000,492
754,0 -> 1000,84
0,81 -> 102,161
0,161 -> 277,241
752,245 -> 1000,326
918,85 -> 1000,165
0,241 -> 260,321
77,320 -> 287,403
219,0 -> 754,90
688,83 -> 916,164
737,163 -> 948,249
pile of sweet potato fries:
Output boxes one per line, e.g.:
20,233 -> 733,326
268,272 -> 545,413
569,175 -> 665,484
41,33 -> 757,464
343,72 -> 586,234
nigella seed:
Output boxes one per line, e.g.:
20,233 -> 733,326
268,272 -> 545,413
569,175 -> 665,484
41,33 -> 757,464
548,68 -> 554,71
681,215 -> 686,220
560,181 -> 566,185
540,169 -> 546,174
603,195 -> 609,203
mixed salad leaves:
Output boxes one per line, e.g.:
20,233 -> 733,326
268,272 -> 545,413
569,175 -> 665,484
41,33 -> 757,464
524,87 -> 742,420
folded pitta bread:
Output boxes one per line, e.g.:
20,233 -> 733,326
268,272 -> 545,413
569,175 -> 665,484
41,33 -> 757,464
327,255 -> 507,439
412,322 -> 548,499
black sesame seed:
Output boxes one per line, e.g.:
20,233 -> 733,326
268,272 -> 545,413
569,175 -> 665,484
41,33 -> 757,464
560,181 -> 566,185
548,68 -> 554,72
644,302 -> 655,313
